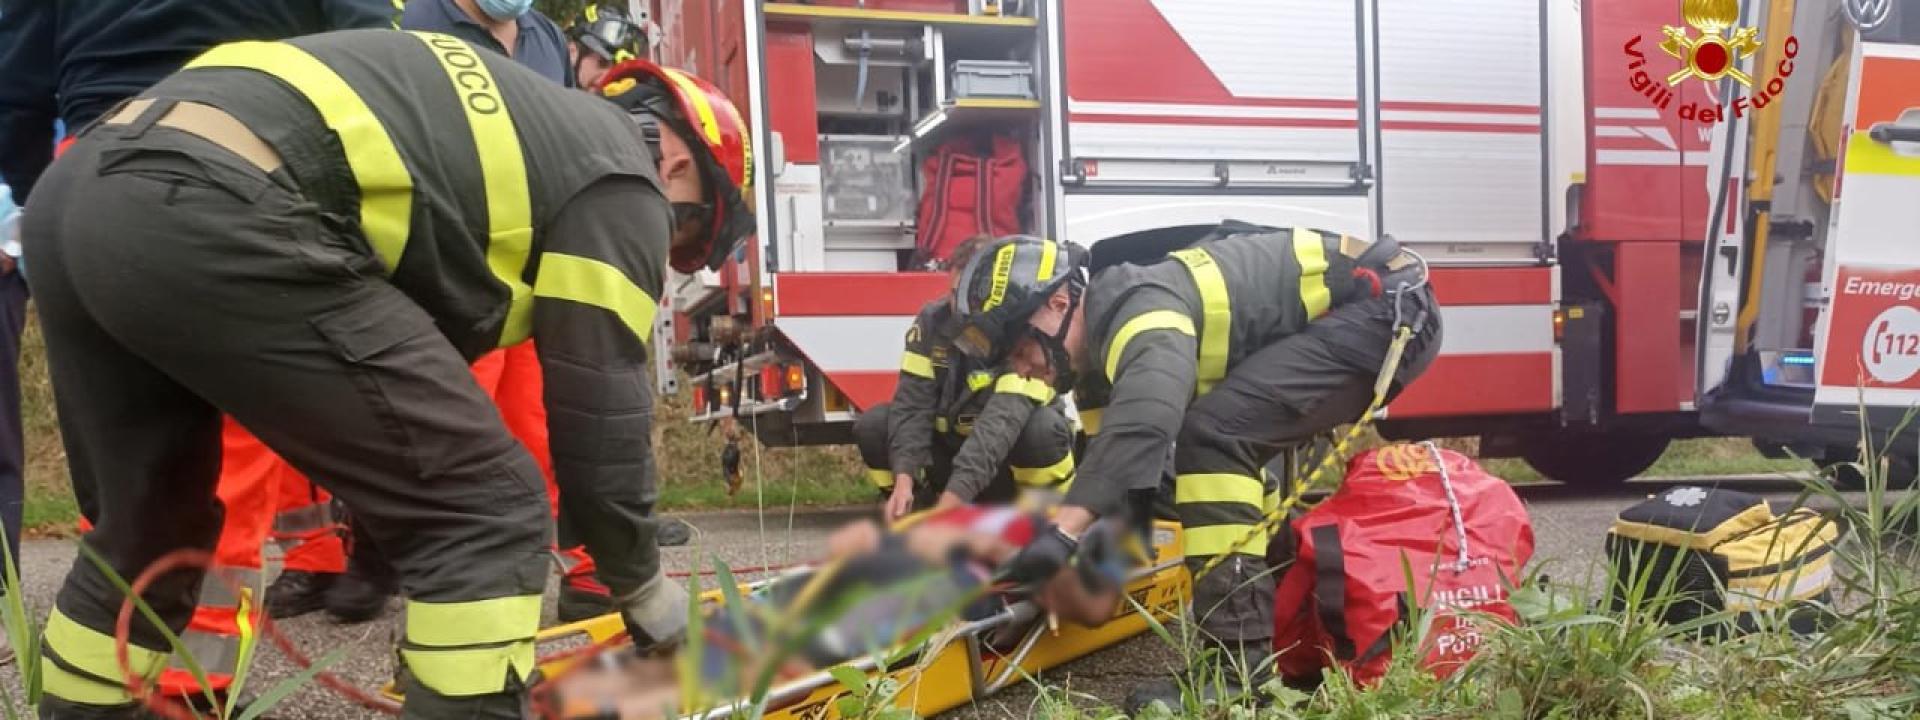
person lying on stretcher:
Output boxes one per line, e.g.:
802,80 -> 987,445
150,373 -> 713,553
531,504 -> 1141,720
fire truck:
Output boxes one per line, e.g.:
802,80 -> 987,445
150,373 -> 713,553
634,0 -> 1920,488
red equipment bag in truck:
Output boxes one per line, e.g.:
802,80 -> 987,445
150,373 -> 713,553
1271,444 -> 1534,686
913,132 -> 1026,268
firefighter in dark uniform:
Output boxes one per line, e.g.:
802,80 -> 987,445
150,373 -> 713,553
566,3 -> 648,89
947,227 -> 1441,711
23,30 -> 752,718
854,293 -> 1078,522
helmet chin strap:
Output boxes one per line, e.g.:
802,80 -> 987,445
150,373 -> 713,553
1034,280 -> 1085,392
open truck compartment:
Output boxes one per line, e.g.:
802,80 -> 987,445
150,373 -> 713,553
665,0 -> 1564,450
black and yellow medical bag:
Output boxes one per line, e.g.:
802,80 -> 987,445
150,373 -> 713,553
1606,486 -> 1842,636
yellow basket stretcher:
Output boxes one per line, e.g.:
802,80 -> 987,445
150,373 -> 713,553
527,519 -> 1191,719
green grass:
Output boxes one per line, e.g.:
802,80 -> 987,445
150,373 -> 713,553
1015,430 -> 1920,720
1480,438 -> 1813,485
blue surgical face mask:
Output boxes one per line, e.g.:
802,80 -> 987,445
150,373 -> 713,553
475,0 -> 534,21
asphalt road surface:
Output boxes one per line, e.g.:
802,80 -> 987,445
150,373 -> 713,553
0,472 -> 1853,718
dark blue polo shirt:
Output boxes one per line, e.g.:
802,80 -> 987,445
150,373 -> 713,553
401,0 -> 573,87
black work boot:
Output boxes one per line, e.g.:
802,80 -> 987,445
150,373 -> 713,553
264,570 -> 336,620
327,524 -> 398,623
326,562 -> 398,623
556,582 -> 618,624
655,517 -> 693,547
1124,640 -> 1274,716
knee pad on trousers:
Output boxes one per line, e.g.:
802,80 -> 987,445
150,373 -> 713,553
851,404 -> 896,489
851,403 -> 893,470
1009,407 -> 1076,490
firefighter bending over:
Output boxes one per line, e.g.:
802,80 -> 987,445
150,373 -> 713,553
946,227 -> 1441,711
24,29 -> 750,718
855,240 -> 1078,522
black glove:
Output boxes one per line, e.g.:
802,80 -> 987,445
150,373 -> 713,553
1073,521 -> 1130,595
995,523 -> 1079,595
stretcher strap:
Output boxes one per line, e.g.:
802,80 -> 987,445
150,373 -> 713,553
1310,525 -> 1354,660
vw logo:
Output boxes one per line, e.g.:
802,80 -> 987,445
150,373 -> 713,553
1845,0 -> 1893,32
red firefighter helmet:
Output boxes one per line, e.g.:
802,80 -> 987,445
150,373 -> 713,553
597,60 -> 754,273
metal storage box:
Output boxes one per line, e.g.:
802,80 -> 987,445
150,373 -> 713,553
950,60 -> 1035,100
819,135 -> 917,225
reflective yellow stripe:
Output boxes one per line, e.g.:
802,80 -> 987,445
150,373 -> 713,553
1173,473 -> 1266,507
406,594 -> 542,647
1169,247 -> 1232,395
533,253 -> 661,348
1104,310 -> 1196,382
43,608 -> 165,704
1292,227 -> 1332,321
1080,407 -> 1103,435
968,371 -> 994,392
901,351 -> 935,379
411,32 -> 536,347
1011,452 -> 1075,488
993,373 -> 1055,403
402,644 -> 537,697
403,595 -> 539,695
186,43 -> 413,272
1037,240 -> 1058,280
1845,130 -> 1920,176
1184,524 -> 1268,558
1265,489 -> 1280,515
867,468 -> 896,489
934,417 -> 951,433
657,68 -> 722,145
44,663 -> 136,705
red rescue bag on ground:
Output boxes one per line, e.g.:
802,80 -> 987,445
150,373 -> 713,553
913,133 -> 1026,268
1271,444 -> 1534,685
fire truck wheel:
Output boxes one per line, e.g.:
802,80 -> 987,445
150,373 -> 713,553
1819,452 -> 1918,491
1519,432 -> 1669,488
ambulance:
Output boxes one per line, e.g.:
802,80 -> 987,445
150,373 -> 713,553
630,0 -> 1920,487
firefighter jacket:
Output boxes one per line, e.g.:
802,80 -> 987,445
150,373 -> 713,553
1066,225 -> 1397,517
0,0 -> 400,201
891,299 -> 1059,500
141,28 -> 673,544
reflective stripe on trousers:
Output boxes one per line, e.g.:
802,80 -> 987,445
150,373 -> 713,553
1174,471 -> 1274,558
272,501 -> 334,536
164,566 -> 265,692
1010,452 -> 1075,491
42,608 -> 166,705
400,595 -> 542,697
